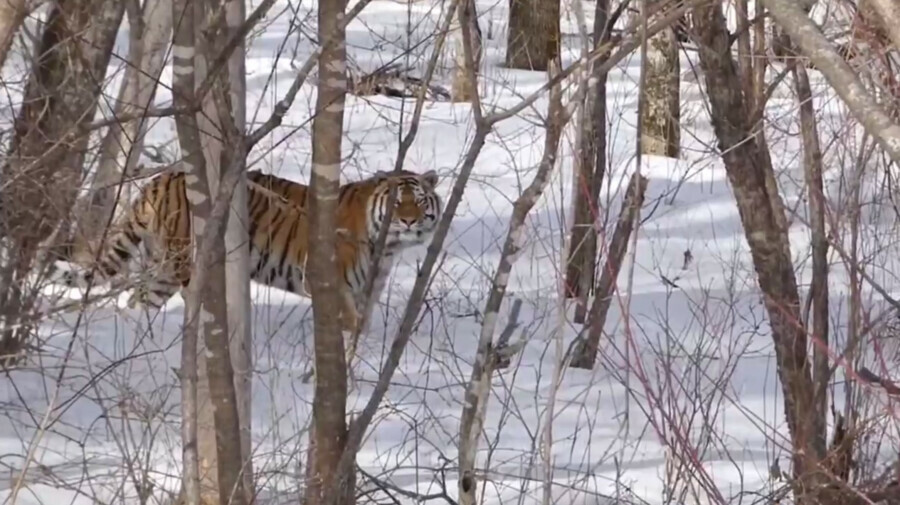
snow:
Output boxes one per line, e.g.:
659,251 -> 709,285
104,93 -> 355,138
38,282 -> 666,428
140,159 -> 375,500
2,0 -> 900,504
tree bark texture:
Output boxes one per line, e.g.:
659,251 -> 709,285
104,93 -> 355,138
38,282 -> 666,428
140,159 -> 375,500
173,0 -> 248,503
565,0 -> 609,323
0,0 -> 27,70
794,62 -> 829,461
867,0 -> 900,51
691,4 -> 822,499
640,21 -> 680,158
191,1 -> 250,504
304,0 -> 353,503
450,0 -> 481,102
0,0 -> 124,357
505,0 -> 560,71
223,0 -> 254,497
761,0 -> 900,164
172,1 -> 202,502
76,0 -> 174,259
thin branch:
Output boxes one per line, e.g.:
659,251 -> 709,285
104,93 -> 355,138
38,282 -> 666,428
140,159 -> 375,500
761,0 -> 900,163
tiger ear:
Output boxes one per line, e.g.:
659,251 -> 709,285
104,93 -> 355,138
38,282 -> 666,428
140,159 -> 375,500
420,169 -> 438,187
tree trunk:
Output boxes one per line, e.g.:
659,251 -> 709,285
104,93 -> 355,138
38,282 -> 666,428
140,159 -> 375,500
173,0 -> 248,503
190,0 -> 251,503
640,8 -> 680,158
0,0 -> 124,358
0,0 -> 27,69
692,4 -> 824,501
867,0 -> 900,50
223,0 -> 254,498
304,0 -> 353,503
565,0 -> 609,323
75,0 -> 174,260
450,0 -> 481,102
570,172 -> 648,370
172,0 -> 203,502
505,0 -> 560,71
794,62 -> 829,461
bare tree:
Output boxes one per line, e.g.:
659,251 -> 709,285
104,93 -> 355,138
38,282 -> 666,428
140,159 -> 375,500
506,0 -> 560,70
450,0 -> 481,102
691,3 -> 828,502
74,0 -> 174,259
570,171 -> 648,369
304,0 -> 353,503
189,0 -> 254,501
172,0 -> 248,503
639,0 -> 679,158
0,0 -> 124,359
222,0 -> 253,497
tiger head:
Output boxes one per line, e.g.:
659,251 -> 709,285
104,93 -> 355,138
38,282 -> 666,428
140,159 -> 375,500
368,169 -> 442,249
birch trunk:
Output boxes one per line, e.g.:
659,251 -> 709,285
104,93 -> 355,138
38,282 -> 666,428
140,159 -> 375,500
223,0 -> 254,497
172,0 -> 202,502
76,0 -> 174,258
640,3 -> 680,158
174,0 -> 248,503
191,0 -> 251,503
304,0 -> 352,503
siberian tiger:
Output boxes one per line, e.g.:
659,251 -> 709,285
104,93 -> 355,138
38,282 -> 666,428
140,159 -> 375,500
53,168 -> 442,332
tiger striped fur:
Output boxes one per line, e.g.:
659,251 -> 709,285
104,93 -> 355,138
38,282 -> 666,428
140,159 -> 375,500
53,168 -> 442,332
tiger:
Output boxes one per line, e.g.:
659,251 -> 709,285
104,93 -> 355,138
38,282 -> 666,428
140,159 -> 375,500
51,167 -> 442,333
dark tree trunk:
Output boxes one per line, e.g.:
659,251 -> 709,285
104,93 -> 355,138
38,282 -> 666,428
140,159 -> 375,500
691,4 -> 825,501
505,0 -> 560,71
565,0 -> 609,323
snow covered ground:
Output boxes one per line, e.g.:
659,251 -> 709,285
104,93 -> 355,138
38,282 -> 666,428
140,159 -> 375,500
3,1 -> 900,504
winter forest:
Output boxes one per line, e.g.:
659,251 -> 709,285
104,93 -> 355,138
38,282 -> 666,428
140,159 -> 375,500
1,0 -> 900,503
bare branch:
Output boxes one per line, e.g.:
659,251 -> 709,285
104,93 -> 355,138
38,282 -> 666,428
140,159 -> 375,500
761,0 -> 900,163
